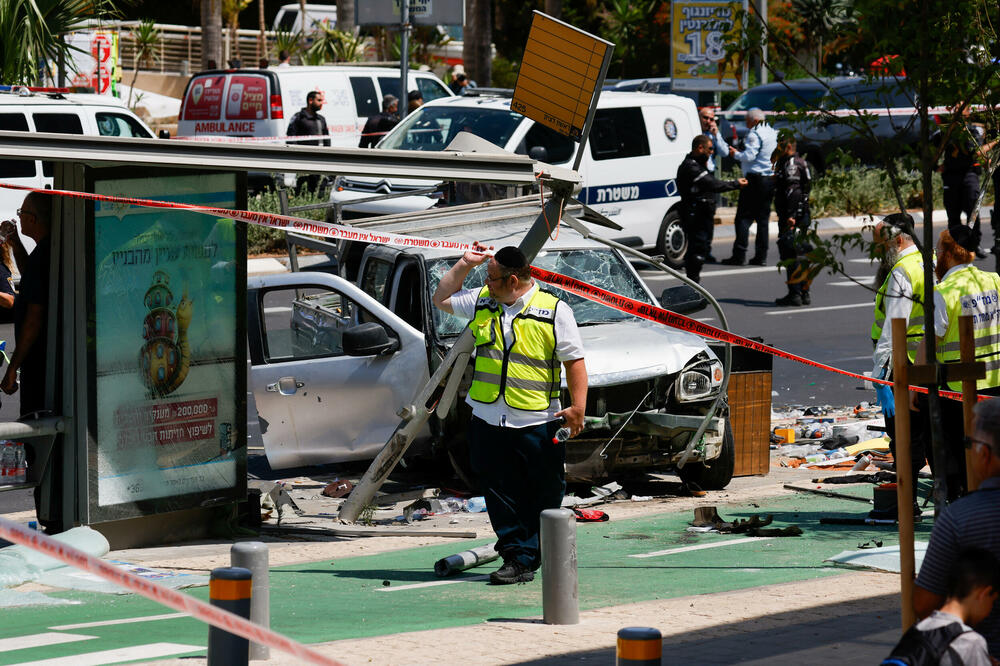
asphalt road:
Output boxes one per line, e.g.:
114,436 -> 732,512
639,222 -> 968,410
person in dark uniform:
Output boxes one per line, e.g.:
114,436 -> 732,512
359,95 -> 399,149
286,90 -> 330,194
772,137 -> 814,306
676,135 -> 747,283
935,107 -> 986,240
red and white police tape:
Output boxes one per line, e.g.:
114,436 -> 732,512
0,516 -> 345,666
1,182 -> 973,401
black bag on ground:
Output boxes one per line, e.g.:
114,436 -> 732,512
881,621 -> 967,665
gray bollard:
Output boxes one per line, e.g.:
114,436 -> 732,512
231,541 -> 270,661
207,566 -> 252,666
616,627 -> 662,665
540,507 -> 578,624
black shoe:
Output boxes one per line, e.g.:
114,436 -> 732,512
976,246 -> 992,258
704,254 -> 718,264
720,256 -> 745,266
775,293 -> 802,307
748,256 -> 766,266
490,560 -> 535,585
801,291 -> 811,305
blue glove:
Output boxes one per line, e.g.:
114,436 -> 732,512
874,382 -> 895,418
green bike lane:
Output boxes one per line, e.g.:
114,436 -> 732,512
0,488 -> 933,664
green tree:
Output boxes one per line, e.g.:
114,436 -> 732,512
790,0 -> 854,74
0,0 -> 119,85
599,0 -> 657,78
732,0 -> 1000,509
127,19 -> 160,108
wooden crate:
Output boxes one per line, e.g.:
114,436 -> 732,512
728,370 -> 772,476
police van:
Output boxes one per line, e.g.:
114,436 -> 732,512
328,90 -> 700,265
0,87 -> 156,250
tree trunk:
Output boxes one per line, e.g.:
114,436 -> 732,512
258,0 -> 266,61
467,0 -> 491,86
336,0 -> 355,33
201,0 -> 223,70
299,0 -> 307,53
544,0 -> 562,19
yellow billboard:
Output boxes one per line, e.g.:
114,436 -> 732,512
671,0 -> 745,91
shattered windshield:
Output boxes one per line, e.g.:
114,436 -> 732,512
427,249 -> 653,338
378,105 -> 524,151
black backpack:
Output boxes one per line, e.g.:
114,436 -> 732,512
881,621 -> 968,665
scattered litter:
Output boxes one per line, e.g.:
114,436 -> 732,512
826,542 -> 928,573
857,539 -> 884,549
630,495 -> 653,502
561,482 -> 627,507
37,561 -> 210,594
686,526 -> 716,533
321,479 -> 354,498
783,484 -> 873,504
0,588 -> 80,607
845,437 -> 891,456
690,507 -> 802,537
0,526 -> 109,589
573,508 -> 609,522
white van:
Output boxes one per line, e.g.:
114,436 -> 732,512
0,87 -> 155,250
272,3 -> 337,34
328,90 -> 700,264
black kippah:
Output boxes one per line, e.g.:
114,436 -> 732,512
495,246 -> 527,269
882,212 -> 914,234
949,225 -> 981,253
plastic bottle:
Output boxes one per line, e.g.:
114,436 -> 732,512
552,427 -> 571,444
0,441 -> 13,484
465,496 -> 487,513
12,442 -> 26,484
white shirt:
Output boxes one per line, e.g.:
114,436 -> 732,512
450,281 -> 584,428
913,611 -> 990,666
873,245 -> 922,378
933,263 -> 977,337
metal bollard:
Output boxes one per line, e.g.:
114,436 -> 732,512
231,541 -> 270,661
540,507 -> 578,624
207,566 -> 252,666
616,627 -> 662,665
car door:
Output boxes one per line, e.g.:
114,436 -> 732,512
247,272 -> 428,469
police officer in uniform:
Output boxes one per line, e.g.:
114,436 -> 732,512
432,245 -> 587,585
773,137 -> 814,306
677,135 -> 746,282
871,213 -> 927,508
915,226 -> 1000,500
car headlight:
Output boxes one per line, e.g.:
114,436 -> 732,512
675,360 -> 724,402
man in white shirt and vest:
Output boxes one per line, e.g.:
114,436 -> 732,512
871,213 -> 927,510
914,226 -> 1000,500
433,245 -> 588,584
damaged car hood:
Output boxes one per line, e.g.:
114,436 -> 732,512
574,320 -> 715,387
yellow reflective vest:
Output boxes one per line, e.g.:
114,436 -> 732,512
468,286 -> 562,410
935,264 -> 1000,391
871,250 -> 925,363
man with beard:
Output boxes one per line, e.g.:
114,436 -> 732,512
914,226 -> 1000,500
676,135 -> 747,282
871,213 -> 927,511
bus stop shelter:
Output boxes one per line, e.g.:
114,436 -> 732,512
0,131 -> 539,547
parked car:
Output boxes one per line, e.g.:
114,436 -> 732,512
272,3 -> 337,33
176,66 -> 453,190
328,89 -> 701,267
246,199 -> 734,488
0,86 -> 156,250
718,76 -> 917,171
606,77 -> 715,108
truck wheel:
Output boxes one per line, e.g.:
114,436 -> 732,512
677,421 -> 735,490
656,209 -> 686,269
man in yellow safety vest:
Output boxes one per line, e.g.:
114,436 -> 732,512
871,213 -> 927,509
433,244 -> 588,585
915,226 -> 1000,500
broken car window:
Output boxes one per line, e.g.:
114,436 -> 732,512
427,249 -> 653,338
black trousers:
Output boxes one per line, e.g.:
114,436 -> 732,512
468,416 -> 565,570
943,171 -> 981,230
777,210 -> 812,296
885,407 -> 928,505
682,200 -> 716,282
732,174 -> 775,261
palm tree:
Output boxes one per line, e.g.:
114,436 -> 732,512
335,0 -> 354,33
0,0 -> 119,85
600,0 -> 657,79
127,19 -> 160,107
201,0 -> 223,69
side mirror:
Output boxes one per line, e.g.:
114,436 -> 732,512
158,129 -> 171,139
343,322 -> 399,356
659,285 -> 707,315
528,145 -> 549,162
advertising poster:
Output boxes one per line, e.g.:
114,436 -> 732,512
91,172 -> 244,515
671,0 -> 745,91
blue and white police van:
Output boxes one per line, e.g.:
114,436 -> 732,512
329,90 -> 700,267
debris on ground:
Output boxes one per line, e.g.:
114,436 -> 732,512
689,507 -> 802,537
434,543 -> 499,577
